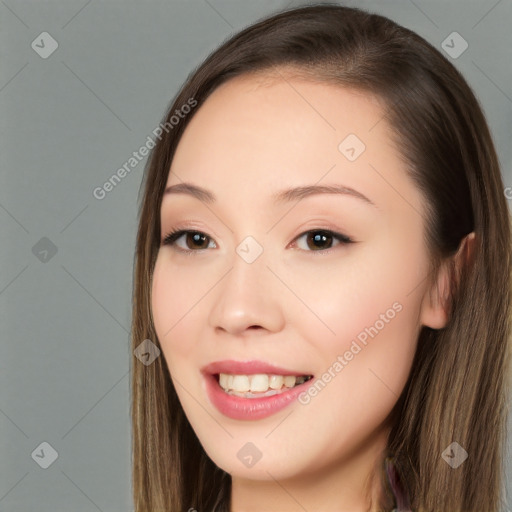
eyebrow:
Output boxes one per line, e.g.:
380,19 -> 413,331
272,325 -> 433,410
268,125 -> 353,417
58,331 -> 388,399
163,182 -> 377,209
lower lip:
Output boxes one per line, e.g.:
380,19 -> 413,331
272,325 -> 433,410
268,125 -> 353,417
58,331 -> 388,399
203,373 -> 314,420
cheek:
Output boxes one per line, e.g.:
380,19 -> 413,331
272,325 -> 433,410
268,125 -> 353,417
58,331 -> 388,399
293,268 -> 419,455
293,237 -> 423,393
151,256 -> 193,358
151,255 -> 217,367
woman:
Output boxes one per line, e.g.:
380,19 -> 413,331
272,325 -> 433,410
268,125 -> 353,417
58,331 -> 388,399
130,4 -> 512,511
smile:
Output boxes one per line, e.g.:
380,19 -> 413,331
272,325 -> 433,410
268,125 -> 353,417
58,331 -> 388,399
201,360 -> 315,420
218,373 -> 312,398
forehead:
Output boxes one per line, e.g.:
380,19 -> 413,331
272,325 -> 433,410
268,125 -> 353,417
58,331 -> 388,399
163,71 -> 424,220
170,74 -> 376,173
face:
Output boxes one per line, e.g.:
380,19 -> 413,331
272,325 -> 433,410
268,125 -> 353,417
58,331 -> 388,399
151,71 -> 442,483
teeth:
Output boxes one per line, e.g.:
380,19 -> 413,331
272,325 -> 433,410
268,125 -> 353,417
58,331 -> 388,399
219,373 -> 229,389
284,375 -> 296,388
251,374 -> 269,392
217,373 -> 312,397
269,375 -> 283,390
232,375 -> 250,392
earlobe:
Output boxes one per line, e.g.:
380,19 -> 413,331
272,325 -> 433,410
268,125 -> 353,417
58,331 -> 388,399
420,262 -> 451,330
420,232 -> 476,330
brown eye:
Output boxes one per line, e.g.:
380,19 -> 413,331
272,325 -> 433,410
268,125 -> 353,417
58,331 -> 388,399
161,230 -> 216,252
161,228 -> 353,255
305,231 -> 334,250
294,229 -> 353,252
184,232 -> 210,249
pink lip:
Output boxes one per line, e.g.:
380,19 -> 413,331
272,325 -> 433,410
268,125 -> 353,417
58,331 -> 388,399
201,359 -> 310,376
201,359 -> 314,421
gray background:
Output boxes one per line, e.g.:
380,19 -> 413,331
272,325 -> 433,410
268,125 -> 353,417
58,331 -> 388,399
1,0 -> 511,510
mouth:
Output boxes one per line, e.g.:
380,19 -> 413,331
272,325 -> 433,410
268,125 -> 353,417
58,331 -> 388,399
201,360 -> 315,420
215,373 -> 313,398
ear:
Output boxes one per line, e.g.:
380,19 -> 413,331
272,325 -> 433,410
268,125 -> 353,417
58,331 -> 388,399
420,232 -> 476,329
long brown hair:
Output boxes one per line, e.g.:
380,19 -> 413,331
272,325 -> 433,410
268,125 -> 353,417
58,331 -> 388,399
130,4 -> 512,511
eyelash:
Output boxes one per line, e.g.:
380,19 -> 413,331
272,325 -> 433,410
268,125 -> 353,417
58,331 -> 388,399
161,227 -> 354,255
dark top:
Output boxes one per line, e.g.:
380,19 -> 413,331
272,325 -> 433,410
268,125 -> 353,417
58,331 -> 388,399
386,458 -> 412,512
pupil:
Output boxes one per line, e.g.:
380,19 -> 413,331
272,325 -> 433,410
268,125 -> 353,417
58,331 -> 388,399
310,231 -> 331,250
190,233 -> 207,249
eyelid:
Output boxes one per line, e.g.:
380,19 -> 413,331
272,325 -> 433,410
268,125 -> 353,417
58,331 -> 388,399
289,229 -> 353,253
161,226 -> 355,254
161,229 -> 216,253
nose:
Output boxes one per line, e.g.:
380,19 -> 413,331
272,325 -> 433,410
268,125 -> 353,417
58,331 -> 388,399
207,246 -> 285,337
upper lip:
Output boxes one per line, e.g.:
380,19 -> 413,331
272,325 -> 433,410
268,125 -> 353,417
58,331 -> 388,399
201,359 -> 313,376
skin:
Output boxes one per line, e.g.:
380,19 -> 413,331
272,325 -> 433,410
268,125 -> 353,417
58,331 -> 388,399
151,70 -> 456,511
